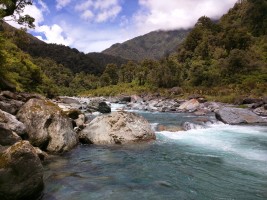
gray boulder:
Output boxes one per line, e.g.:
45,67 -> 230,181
0,141 -> 44,200
87,100 -> 111,113
0,99 -> 24,115
0,109 -> 26,136
79,111 -> 156,145
0,127 -> 21,146
215,107 -> 266,125
17,99 -> 78,153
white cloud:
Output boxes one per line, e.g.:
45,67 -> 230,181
37,0 -> 50,13
36,24 -> 73,45
81,10 -> 94,20
134,0 -> 237,34
75,0 -> 93,11
75,0 -> 122,23
56,0 -> 72,10
95,5 -> 121,22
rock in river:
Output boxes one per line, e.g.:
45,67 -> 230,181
0,141 -> 44,200
0,109 -> 26,136
178,99 -> 200,111
17,99 -> 78,153
79,111 -> 156,145
215,107 -> 266,125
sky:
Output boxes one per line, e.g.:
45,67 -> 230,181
6,0 -> 237,53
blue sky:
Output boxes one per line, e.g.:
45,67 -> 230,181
6,0 -> 237,53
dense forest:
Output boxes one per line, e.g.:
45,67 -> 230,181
0,0 -> 266,101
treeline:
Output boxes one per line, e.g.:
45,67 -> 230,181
0,0 -> 266,99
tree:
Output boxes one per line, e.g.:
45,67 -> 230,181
103,64 -> 119,85
0,0 -> 35,28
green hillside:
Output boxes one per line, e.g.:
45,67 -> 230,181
102,29 -> 190,61
0,0 -> 266,102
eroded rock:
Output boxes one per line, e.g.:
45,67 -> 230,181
0,141 -> 44,200
17,99 -> 78,153
79,111 -> 155,145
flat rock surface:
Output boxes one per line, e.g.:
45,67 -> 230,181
215,107 -> 266,125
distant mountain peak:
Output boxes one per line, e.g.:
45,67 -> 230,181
102,29 -> 190,61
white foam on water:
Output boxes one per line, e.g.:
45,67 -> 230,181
110,103 -> 126,111
157,124 -> 267,163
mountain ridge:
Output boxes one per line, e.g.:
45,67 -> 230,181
102,29 -> 190,61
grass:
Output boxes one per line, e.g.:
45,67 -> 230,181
79,82 -> 267,104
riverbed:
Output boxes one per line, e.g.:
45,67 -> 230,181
42,110 -> 267,200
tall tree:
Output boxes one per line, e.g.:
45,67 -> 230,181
0,0 -> 35,28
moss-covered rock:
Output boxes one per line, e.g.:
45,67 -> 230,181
0,141 -> 44,200
17,99 -> 78,153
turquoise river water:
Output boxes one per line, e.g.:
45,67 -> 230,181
42,111 -> 267,200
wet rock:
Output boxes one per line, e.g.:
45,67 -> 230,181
79,111 -> 156,145
0,141 -> 44,200
87,100 -> 111,113
98,102 -> 111,113
178,99 -> 200,111
215,107 -> 266,125
17,99 -> 78,153
0,127 -> 21,146
0,109 -> 26,136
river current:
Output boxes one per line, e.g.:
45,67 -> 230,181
42,108 -> 267,200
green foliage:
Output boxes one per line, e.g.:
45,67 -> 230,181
0,0 -> 35,28
102,29 -> 190,61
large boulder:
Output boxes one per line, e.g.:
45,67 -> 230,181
178,99 -> 200,111
79,111 -> 156,145
215,107 -> 266,125
0,109 -> 26,136
0,141 -> 44,200
17,99 -> 78,153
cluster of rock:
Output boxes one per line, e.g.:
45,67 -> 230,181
0,92 -> 155,200
109,94 -> 267,125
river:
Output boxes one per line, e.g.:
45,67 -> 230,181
42,109 -> 267,200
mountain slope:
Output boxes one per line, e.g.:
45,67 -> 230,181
2,22 -> 128,75
102,29 -> 190,61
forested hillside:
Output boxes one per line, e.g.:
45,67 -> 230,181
102,29 -> 190,61
0,0 -> 266,101
86,0 -> 267,99
2,22 -> 127,75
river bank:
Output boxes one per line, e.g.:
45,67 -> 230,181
0,91 -> 266,200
